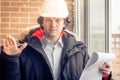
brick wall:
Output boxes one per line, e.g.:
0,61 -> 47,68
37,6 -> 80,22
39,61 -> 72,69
0,0 -> 74,45
112,34 -> 120,80
112,49 -> 120,80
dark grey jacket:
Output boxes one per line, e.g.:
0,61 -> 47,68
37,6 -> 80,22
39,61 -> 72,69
1,28 -> 108,80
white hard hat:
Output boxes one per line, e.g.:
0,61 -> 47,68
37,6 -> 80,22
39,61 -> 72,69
39,0 -> 69,18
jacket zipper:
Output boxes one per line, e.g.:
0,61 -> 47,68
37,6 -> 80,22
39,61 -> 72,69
41,51 -> 54,80
29,43 -> 54,80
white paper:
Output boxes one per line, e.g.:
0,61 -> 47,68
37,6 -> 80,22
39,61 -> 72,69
79,52 -> 116,80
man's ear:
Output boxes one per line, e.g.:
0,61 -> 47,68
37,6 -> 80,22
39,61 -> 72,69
62,24 -> 66,30
41,23 -> 44,26
63,25 -> 65,28
40,24 -> 44,29
63,21 -> 66,28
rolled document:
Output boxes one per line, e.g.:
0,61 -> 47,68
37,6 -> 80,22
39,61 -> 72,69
79,52 -> 116,80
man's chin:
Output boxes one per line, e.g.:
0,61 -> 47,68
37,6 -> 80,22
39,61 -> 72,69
50,34 -> 60,38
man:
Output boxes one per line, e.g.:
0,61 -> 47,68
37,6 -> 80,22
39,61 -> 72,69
0,0 -> 112,80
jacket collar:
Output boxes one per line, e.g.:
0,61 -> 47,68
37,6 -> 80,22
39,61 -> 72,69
27,29 -> 80,57
31,29 -> 66,39
62,33 -> 80,57
27,37 -> 54,78
40,35 -> 63,49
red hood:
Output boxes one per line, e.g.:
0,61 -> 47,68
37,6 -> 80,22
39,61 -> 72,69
31,29 -> 66,39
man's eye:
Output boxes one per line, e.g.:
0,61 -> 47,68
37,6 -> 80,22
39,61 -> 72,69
56,19 -> 62,23
46,19 -> 51,22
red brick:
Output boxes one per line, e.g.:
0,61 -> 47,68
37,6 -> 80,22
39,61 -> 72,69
1,7 -> 19,12
1,18 -> 9,22
1,2 -> 10,6
1,12 -> 10,17
30,0 -> 44,2
1,0 -> 19,2
65,0 -> 73,2
1,34 -> 7,40
11,24 -> 28,28
1,29 -> 19,33
1,24 -> 10,28
30,13 -> 39,17
67,2 -> 73,10
20,18 -> 29,23
21,8 -> 38,12
30,1 -> 42,7
1,34 -> 20,41
30,18 -> 37,23
11,13 -> 29,17
11,2 -> 28,7
10,18 -> 20,22
21,0 -> 28,2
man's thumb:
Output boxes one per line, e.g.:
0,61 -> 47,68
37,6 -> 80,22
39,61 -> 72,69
19,43 -> 28,51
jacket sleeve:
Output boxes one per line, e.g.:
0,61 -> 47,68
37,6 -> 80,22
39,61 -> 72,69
77,42 -> 113,80
102,72 -> 113,80
0,47 -> 21,80
77,41 -> 89,68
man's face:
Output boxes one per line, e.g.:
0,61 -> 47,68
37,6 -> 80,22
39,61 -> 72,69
42,17 -> 65,39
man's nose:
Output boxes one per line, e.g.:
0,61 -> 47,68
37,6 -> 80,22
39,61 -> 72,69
51,21 -> 56,27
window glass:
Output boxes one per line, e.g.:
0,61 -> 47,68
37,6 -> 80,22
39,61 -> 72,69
88,0 -> 105,55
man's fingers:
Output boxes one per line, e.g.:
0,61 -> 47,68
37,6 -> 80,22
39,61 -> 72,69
99,66 -> 111,75
9,35 -> 18,46
5,35 -> 9,47
104,62 -> 110,68
99,67 -> 109,72
2,35 -> 27,55
100,69 -> 110,75
4,35 -> 15,47
19,43 -> 28,52
8,35 -> 14,45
